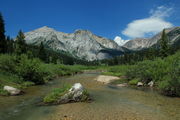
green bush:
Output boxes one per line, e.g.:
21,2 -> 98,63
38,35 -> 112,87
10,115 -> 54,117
0,54 -> 17,73
126,51 -> 180,96
158,53 -> 180,96
128,79 -> 139,85
16,55 -> 45,85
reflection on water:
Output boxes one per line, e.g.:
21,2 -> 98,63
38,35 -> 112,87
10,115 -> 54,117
0,73 -> 180,120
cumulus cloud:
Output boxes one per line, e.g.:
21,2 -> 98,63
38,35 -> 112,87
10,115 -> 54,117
114,36 -> 129,46
122,6 -> 174,38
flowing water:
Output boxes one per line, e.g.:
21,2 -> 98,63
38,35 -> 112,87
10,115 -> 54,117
0,72 -> 180,120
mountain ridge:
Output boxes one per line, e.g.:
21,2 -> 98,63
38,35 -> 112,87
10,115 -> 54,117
123,27 -> 180,50
25,26 -> 125,61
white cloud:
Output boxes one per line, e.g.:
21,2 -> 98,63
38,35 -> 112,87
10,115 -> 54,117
114,36 -> 129,46
122,6 -> 174,38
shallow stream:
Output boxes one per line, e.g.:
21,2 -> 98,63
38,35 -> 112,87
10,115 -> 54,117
0,72 -> 180,120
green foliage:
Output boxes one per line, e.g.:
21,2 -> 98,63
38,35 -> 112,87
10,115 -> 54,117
0,88 -> 9,96
38,42 -> 47,62
127,51 -> 180,96
0,54 -> 17,73
128,79 -> 139,85
0,12 -> 7,53
102,72 -> 123,77
16,55 -> 45,84
43,84 -> 71,103
81,89 -> 90,101
41,64 -> 89,77
103,51 -> 180,96
20,81 -> 35,88
104,65 -> 130,76
159,29 -> 170,58
158,52 -> 180,96
6,36 -> 14,54
15,30 -> 27,55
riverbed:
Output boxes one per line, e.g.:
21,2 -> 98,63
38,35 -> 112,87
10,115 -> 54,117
0,72 -> 180,120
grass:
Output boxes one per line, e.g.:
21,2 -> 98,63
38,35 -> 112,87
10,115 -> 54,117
43,84 -> 71,103
101,65 -> 131,77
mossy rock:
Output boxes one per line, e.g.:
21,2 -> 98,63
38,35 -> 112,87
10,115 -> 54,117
43,83 -> 90,105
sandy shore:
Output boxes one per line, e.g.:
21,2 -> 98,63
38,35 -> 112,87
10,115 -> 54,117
94,75 -> 120,84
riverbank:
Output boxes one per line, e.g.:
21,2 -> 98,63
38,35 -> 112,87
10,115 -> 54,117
0,54 -> 96,96
100,51 -> 180,97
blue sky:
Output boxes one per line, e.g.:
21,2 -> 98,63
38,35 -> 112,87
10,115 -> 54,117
0,0 -> 180,41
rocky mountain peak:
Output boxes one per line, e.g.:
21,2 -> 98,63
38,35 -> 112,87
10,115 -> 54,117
24,27 -> 124,61
74,29 -> 92,35
123,27 -> 180,50
34,26 -> 56,32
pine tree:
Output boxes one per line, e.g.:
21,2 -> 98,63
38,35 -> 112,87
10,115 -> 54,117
15,30 -> 27,55
6,36 -> 14,54
0,12 -> 7,53
38,42 -> 47,62
159,29 -> 170,58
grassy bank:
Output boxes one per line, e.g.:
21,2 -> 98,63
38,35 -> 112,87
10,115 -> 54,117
102,51 -> 180,97
0,54 -> 94,95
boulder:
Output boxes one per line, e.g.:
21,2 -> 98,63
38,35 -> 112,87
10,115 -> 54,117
137,82 -> 143,87
148,81 -> 154,87
58,83 -> 90,104
3,86 -> 21,95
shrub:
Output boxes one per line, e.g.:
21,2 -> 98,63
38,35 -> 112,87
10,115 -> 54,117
158,53 -> 180,96
128,79 -> 139,85
0,54 -> 17,73
16,55 -> 45,85
126,51 -> 180,96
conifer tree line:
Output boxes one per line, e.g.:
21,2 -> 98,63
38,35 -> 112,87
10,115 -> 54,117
0,12 -> 46,60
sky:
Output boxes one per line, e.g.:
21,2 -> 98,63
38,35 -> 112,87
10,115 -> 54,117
0,0 -> 180,42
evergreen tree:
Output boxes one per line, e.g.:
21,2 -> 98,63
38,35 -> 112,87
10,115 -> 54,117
6,36 -> 14,54
159,29 -> 170,58
0,12 -> 7,53
38,42 -> 47,62
15,30 -> 27,55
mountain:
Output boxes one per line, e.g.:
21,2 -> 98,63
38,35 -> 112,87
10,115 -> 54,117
25,26 -> 125,61
123,27 -> 180,51
114,36 -> 129,46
